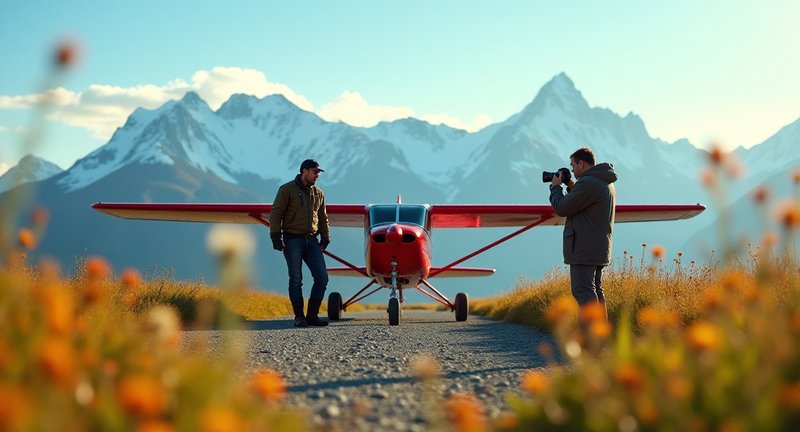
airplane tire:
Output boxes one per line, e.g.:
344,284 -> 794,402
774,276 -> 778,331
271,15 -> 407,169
388,297 -> 400,326
328,292 -> 342,320
455,292 -> 469,322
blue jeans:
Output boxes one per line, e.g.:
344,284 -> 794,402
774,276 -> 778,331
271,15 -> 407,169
283,236 -> 328,303
569,264 -> 606,306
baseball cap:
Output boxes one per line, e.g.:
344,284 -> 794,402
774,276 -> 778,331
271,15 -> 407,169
300,159 -> 325,172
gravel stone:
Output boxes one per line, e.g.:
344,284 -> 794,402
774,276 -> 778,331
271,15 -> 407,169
193,309 -> 553,431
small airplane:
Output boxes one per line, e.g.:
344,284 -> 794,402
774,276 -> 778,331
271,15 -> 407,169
92,198 -> 704,325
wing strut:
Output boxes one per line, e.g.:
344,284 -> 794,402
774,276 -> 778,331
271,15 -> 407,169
417,279 -> 454,309
342,279 -> 381,309
428,216 -> 552,277
250,213 -> 369,278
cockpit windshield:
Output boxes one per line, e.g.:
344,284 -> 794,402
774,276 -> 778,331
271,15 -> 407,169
369,204 -> 429,229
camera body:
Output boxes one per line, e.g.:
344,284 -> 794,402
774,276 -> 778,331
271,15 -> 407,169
542,167 -> 572,184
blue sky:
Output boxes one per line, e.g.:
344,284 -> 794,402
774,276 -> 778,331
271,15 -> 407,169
1,1 -> 799,174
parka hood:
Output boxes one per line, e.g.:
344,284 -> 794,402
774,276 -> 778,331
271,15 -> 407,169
583,162 -> 617,184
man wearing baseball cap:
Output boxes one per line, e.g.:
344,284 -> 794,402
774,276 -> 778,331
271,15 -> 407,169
270,159 -> 331,327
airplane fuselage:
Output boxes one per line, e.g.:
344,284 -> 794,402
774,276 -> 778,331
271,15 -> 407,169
365,223 -> 432,288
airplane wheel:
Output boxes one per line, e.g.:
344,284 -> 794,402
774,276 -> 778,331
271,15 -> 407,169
328,292 -> 343,320
454,292 -> 469,322
388,297 -> 400,326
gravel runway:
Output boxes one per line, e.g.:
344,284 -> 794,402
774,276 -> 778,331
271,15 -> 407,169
201,309 -> 553,431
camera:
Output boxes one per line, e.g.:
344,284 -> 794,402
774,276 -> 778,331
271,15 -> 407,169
542,167 -> 572,183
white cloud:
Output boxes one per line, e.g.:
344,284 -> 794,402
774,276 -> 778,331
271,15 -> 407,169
318,91 -> 415,127
0,161 -> 9,176
0,66 -> 489,142
0,125 -> 8,132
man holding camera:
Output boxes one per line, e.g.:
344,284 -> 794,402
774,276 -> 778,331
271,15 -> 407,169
270,159 -> 331,327
548,147 -> 617,320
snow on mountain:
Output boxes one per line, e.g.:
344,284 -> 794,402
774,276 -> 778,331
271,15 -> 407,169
0,154 -> 64,193
736,117 -> 800,187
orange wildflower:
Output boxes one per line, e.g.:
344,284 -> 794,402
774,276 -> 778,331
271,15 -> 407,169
121,268 -> 141,289
17,228 -> 36,250
85,256 -> 111,280
708,145 -> 725,165
251,369 -> 286,402
719,270 -> 747,292
579,302 -> 607,323
137,420 -> 175,432
117,375 -> 168,418
39,284 -> 74,335
495,412 -> 520,429
520,369 -> 549,395
686,321 -> 722,351
793,169 -> 800,184
200,406 -> 246,432
0,384 -> 33,430
777,382 -> 800,409
701,288 -> 725,311
776,201 -> 800,229
700,168 -> 717,187
545,295 -> 578,323
55,39 -> 79,68
445,393 -> 487,432
537,342 -> 554,358
38,337 -> 75,386
31,206 -> 50,227
651,245 -> 666,259
664,375 -> 692,401
590,320 -> 613,340
752,186 -> 770,204
762,231 -> 778,248
614,362 -> 646,393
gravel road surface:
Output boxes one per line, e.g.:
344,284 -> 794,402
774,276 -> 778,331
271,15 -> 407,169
201,309 -> 553,431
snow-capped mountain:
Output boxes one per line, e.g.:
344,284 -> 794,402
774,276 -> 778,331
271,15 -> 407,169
6,72 -> 798,294
0,154 -> 63,193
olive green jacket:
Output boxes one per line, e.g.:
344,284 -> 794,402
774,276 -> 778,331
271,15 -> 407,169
549,163 -> 617,266
270,175 -> 330,241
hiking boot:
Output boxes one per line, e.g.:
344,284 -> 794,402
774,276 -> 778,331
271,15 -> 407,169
291,300 -> 307,328
306,299 -> 329,327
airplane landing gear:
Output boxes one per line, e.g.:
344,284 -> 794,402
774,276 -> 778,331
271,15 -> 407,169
328,292 -> 343,320
388,297 -> 400,326
454,292 -> 469,322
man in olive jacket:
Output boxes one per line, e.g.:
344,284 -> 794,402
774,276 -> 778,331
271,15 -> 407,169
549,147 -> 617,320
270,159 -> 331,327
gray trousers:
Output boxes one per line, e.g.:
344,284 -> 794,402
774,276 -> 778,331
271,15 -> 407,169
569,264 -> 606,306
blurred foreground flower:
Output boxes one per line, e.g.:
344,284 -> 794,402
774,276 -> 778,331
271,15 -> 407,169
445,393 -> 487,432
521,369 -> 549,395
206,224 -> 255,262
251,369 -> 287,402
410,353 -> 442,381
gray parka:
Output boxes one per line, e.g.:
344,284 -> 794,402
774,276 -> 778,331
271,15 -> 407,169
549,163 -> 617,266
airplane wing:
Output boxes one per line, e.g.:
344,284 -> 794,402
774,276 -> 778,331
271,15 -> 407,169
93,202 -> 704,228
327,266 -> 496,278
91,202 -> 366,227
429,204 -> 705,228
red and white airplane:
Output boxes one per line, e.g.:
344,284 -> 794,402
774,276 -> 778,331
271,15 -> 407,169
92,199 -> 704,325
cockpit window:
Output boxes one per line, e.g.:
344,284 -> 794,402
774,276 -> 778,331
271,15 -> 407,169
369,205 -> 429,229
370,205 -> 396,226
398,205 -> 426,227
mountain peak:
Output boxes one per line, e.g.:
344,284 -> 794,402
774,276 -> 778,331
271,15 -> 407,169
518,72 -> 590,121
178,91 -> 210,111
0,154 -> 64,193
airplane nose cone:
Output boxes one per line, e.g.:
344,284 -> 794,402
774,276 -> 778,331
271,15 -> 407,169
386,224 -> 403,245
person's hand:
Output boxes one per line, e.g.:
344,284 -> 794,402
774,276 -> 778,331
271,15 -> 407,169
551,171 -> 563,186
271,234 -> 284,251
320,238 -> 330,251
